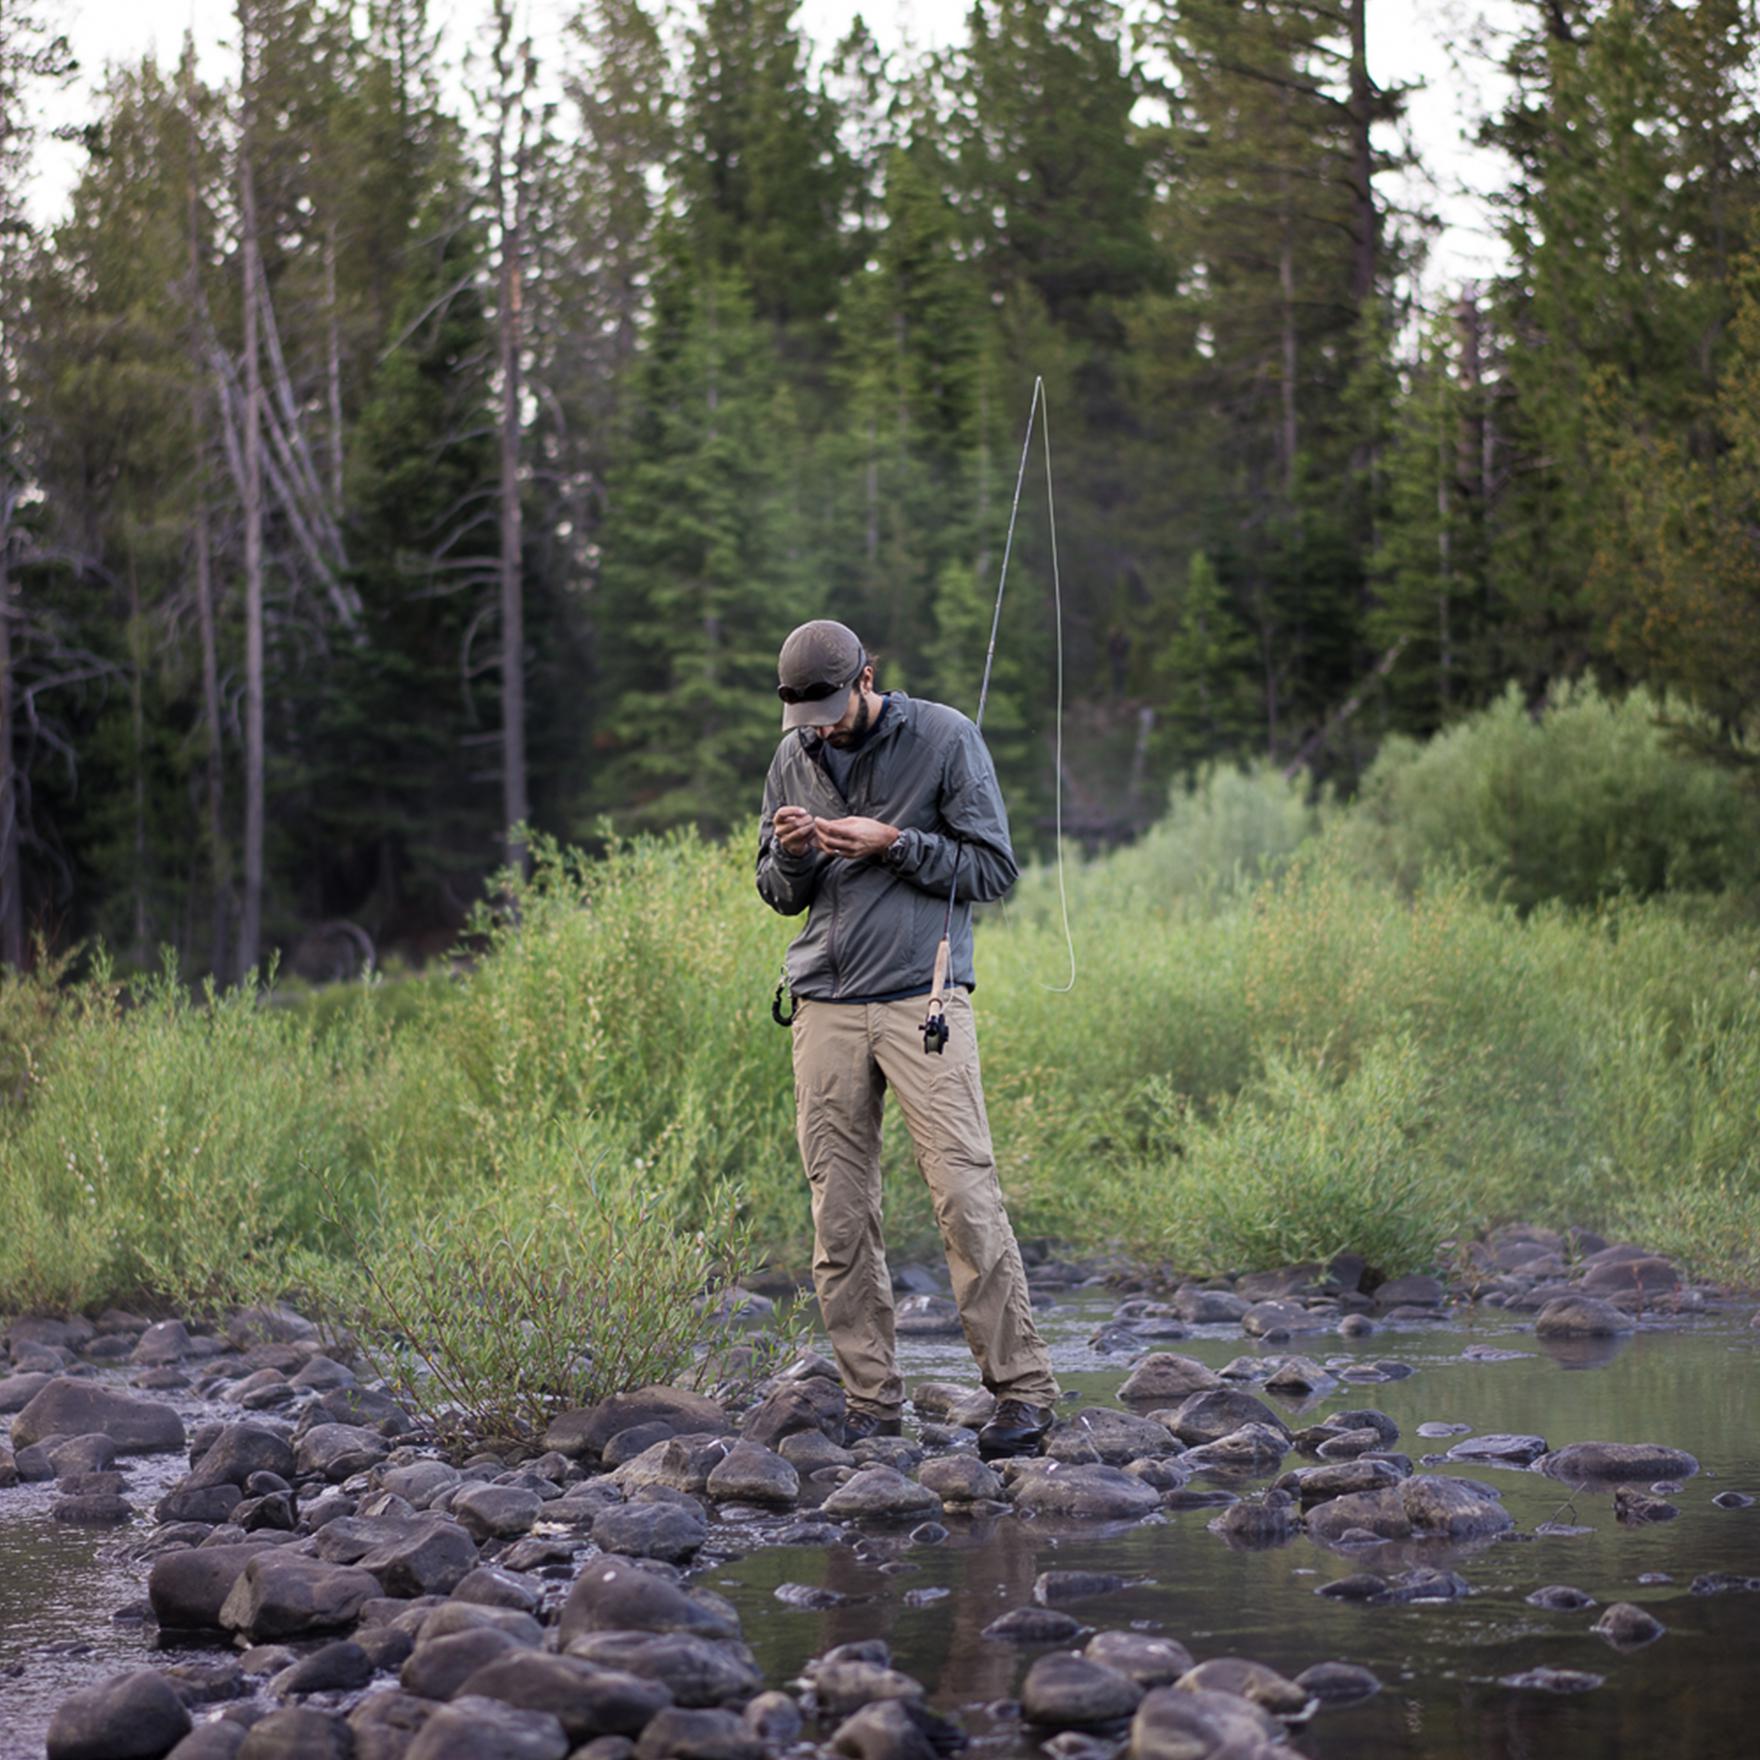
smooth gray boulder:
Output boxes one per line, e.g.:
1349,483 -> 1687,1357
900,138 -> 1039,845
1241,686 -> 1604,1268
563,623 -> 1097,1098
404,1696 -> 569,1760
1176,1656 -> 1310,1717
1534,1296 -> 1634,1338
558,1557 -> 737,1644
1295,1661 -> 1381,1703
14,1380 -> 185,1453
1446,1433 -> 1548,1467
590,1500 -> 708,1563
188,1425 -> 297,1490
1536,1442 -> 1700,1483
149,1542 -> 277,1630
982,1608 -> 1088,1645
1128,1687 -> 1284,1760
830,1699 -> 936,1760
704,1439 -> 799,1505
1594,1602 -> 1665,1648
1163,1391 -> 1290,1447
452,1483 -> 543,1541
219,1552 -> 382,1641
1021,1653 -> 1144,1727
46,1668 -> 191,1760
562,1634 -> 762,1708
820,1465 -> 941,1523
403,1627 -> 531,1700
545,1387 -> 730,1461
237,1707 -> 352,1760
1049,1409 -> 1178,1465
810,1659 -> 925,1718
1009,1463 -> 1160,1521
457,1651 -> 671,1742
1117,1355 -> 1221,1403
296,1423 -> 390,1480
633,1707 -> 763,1760
917,1455 -> 1002,1504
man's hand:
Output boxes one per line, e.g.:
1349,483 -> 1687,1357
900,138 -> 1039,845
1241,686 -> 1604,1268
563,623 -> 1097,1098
813,816 -> 901,860
772,805 -> 818,855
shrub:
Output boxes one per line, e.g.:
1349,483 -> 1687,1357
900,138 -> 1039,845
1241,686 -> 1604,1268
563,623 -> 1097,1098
1342,680 -> 1760,909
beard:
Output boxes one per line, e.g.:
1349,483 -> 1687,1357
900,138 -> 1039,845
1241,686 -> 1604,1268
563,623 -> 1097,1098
824,691 -> 873,749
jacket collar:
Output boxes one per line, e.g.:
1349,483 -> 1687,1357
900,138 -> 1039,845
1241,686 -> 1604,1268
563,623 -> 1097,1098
797,690 -> 913,760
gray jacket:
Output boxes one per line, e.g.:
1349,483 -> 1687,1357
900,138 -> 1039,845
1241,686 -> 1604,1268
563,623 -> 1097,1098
756,693 -> 1019,1000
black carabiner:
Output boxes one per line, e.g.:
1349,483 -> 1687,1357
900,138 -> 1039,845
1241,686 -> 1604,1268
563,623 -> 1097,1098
771,964 -> 798,1027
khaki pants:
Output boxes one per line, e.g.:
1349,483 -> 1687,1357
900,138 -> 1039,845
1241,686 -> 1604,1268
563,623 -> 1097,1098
791,989 -> 1059,1417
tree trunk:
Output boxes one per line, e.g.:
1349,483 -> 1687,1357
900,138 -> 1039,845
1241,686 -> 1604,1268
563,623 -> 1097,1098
1348,0 -> 1378,310
127,552 -> 149,963
0,517 -> 21,969
238,5 -> 267,979
493,13 -> 530,875
325,218 -> 345,509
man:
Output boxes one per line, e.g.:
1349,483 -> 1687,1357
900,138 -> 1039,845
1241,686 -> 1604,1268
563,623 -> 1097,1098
755,618 -> 1060,1460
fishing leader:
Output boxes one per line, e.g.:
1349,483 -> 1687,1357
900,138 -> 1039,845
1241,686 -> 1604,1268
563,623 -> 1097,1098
755,618 -> 1059,1462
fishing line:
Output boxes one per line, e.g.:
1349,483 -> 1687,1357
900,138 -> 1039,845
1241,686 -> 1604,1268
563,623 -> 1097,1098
921,374 -> 1077,1051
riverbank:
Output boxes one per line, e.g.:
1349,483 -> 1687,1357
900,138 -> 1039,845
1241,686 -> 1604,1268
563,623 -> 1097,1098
4,1227 -> 1757,1759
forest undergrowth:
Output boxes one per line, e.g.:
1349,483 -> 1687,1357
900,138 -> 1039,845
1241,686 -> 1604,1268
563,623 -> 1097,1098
1,686 -> 1756,1325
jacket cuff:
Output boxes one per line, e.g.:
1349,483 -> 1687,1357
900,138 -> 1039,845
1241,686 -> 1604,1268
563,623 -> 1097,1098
882,828 -> 920,872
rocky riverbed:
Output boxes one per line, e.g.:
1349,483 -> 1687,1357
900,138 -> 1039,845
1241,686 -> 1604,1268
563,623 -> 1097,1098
2,1225 -> 1757,1760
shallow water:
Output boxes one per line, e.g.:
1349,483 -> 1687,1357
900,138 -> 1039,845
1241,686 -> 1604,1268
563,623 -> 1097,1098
1,1299 -> 1756,1758
704,1298 -> 1760,1760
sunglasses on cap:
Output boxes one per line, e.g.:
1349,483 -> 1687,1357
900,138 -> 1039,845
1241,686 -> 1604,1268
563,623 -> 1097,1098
776,652 -> 867,705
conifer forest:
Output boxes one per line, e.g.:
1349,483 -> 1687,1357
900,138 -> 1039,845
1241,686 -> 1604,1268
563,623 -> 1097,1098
2,0 -> 1757,982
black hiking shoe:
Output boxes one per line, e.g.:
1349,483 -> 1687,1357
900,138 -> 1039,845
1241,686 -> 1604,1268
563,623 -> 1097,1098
842,1408 -> 904,1447
977,1398 -> 1055,1460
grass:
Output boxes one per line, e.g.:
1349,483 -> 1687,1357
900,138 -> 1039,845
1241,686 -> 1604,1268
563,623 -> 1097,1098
1,689 -> 1757,1361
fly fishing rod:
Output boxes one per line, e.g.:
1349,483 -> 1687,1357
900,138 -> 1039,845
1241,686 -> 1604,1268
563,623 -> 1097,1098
921,374 -> 1074,1053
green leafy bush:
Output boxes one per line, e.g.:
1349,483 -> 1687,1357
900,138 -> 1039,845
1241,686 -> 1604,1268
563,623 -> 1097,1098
1342,680 -> 1760,909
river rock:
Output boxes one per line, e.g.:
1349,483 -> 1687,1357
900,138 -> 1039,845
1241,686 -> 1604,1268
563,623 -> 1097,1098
47,1432 -> 116,1476
131,1321 -> 196,1365
1535,1296 -> 1634,1338
0,1370 -> 55,1413
226,1306 -> 319,1349
1117,1355 -> 1221,1404
545,1387 -> 730,1461
611,1436 -> 733,1497
1050,1408 -> 1178,1465
739,1379 -> 845,1449
591,1500 -> 708,1563
451,1566 -> 543,1613
1241,1300 -> 1327,1338
53,1490 -> 135,1524
982,1607 -> 1087,1644
1294,1661 -> 1381,1704
237,1708 -> 352,1760
1009,1462 -> 1160,1521
165,1725 -> 248,1760
742,1691 -> 802,1748
1306,1474 -> 1510,1543
1277,1459 -> 1407,1507
894,1294 -> 962,1336
634,1707 -> 762,1760
270,1639 -> 374,1698
1446,1433 -> 1548,1467
1498,1668 -> 1603,1693
917,1455 -> 1002,1504
13,1379 -> 185,1453
421,1603 -> 544,1646
1128,1686 -> 1284,1760
188,1424 -> 298,1490
810,1660 -> 925,1718
564,1634 -> 761,1708
46,1667 -> 192,1760
1526,1585 -> 1596,1610
404,1626 -> 533,1700
379,1461 -> 464,1507
1035,1569 -> 1127,1605
1262,1356 -> 1333,1394
1581,1255 -> 1678,1299
1535,1442 -> 1700,1483
1594,1602 -> 1664,1648
820,1465 -> 941,1523
1208,1490 -> 1297,1546
1170,1287 -> 1251,1325
452,1483 -> 542,1541
1181,1423 -> 1290,1474
1162,1390 -> 1290,1447
559,1558 -> 737,1644
1177,1657 -> 1309,1718
1373,1274 -> 1445,1310
297,1422 -> 390,1480
1083,1632 -> 1193,1688
830,1699 -> 936,1760
705,1438 -> 799,1505
1021,1653 -> 1145,1727
219,1552 -> 381,1642
404,1696 -> 569,1760
149,1543 -> 278,1629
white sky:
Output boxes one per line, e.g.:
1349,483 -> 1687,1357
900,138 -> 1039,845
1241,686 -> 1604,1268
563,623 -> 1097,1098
34,0 -> 1521,298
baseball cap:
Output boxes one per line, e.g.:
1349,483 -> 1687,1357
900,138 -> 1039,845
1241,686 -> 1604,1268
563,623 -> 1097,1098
777,620 -> 866,730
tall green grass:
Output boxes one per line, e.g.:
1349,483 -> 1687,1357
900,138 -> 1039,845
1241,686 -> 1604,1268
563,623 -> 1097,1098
2,693 -> 1758,1319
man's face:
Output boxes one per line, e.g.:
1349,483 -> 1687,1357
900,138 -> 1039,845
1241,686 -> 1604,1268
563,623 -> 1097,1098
814,669 -> 873,747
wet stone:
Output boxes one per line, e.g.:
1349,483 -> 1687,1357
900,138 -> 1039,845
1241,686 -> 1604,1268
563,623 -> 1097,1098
1536,1442 -> 1700,1483
46,1667 -> 192,1760
1034,1569 -> 1127,1605
1009,1463 -> 1161,1521
403,1626 -> 532,1700
1595,1602 -> 1665,1648
269,1639 -> 374,1698
983,1607 -> 1088,1645
1713,1490 -> 1755,1509
775,1583 -> 853,1609
634,1707 -> 763,1760
820,1465 -> 941,1523
1294,1661 -> 1381,1704
1527,1585 -> 1597,1610
457,1651 -> 672,1743
452,1482 -> 543,1541
1083,1632 -> 1193,1689
829,1699 -> 936,1760
1614,1488 -> 1679,1524
918,1455 -> 1002,1504
809,1659 -> 926,1718
1446,1433 -> 1548,1467
219,1552 -> 382,1642
1020,1652 -> 1145,1728
13,1379 -> 187,1454
1499,1668 -> 1603,1694
403,1696 -> 570,1760
1534,1296 -> 1634,1338
1162,1390 -> 1289,1447
590,1500 -> 707,1563
1128,1686 -> 1285,1760
1116,1354 -> 1221,1404
1175,1657 -> 1310,1719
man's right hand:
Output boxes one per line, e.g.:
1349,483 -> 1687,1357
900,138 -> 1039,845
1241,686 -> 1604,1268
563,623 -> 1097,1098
772,805 -> 818,855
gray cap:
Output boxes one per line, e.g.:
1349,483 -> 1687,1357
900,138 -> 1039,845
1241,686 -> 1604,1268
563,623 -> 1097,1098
777,620 -> 866,730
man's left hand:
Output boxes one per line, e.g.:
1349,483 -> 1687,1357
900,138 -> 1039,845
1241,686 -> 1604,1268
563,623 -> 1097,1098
814,816 -> 901,860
